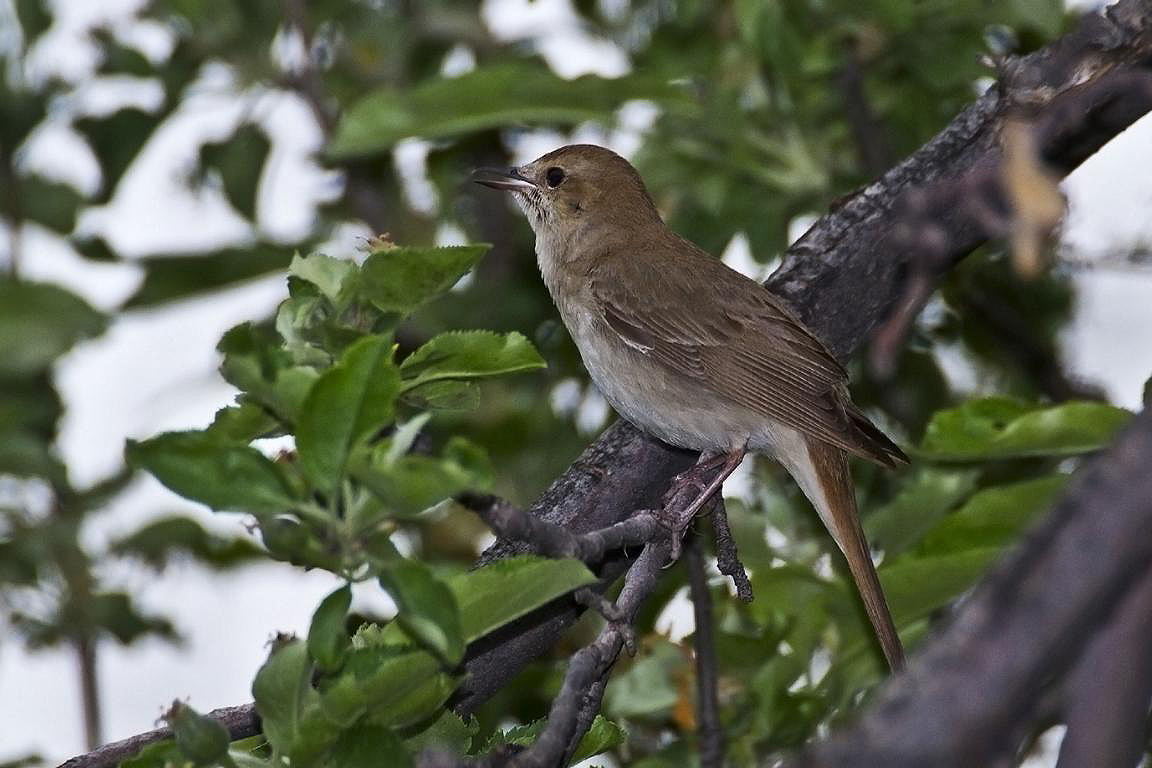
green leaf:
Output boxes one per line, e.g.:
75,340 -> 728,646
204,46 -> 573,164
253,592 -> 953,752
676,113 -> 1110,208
604,640 -> 681,718
881,548 -> 1003,627
308,585 -> 352,671
570,715 -> 627,762
89,592 -> 177,644
75,108 -> 162,199
360,245 -> 489,315
919,397 -> 1131,460
399,331 -> 545,390
168,702 -> 230,765
125,244 -> 292,308
206,402 -> 282,443
19,174 -> 83,233
119,740 -> 182,768
13,0 -> 53,42
449,555 -> 597,643
198,122 -> 271,220
379,559 -> 465,664
398,380 -> 480,411
297,335 -> 401,495
0,281 -> 107,377
352,436 -> 492,520
217,323 -> 319,423
111,516 -> 264,569
290,252 -> 358,308
918,475 -> 1068,556
329,63 -> 678,157
484,718 -> 545,751
864,468 -> 980,555
126,431 -> 296,514
252,638 -> 314,756
319,647 -> 457,729
403,711 -> 476,758
325,723 -> 411,768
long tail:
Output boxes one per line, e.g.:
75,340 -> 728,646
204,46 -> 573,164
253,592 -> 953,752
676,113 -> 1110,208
793,436 -> 905,671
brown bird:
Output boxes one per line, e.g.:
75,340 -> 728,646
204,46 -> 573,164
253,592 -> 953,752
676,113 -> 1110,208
473,144 -> 907,670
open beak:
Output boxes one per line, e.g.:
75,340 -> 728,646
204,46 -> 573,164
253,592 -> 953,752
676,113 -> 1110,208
471,167 -> 537,192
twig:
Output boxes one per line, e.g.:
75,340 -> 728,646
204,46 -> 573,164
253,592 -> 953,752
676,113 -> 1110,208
685,532 -> 725,768
559,676 -> 610,766
57,705 -> 260,768
440,544 -> 669,768
709,497 -> 753,601
456,492 -> 663,564
1055,563 -> 1152,768
75,635 -> 102,750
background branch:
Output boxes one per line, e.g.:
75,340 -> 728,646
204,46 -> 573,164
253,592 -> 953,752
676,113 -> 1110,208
686,530 -> 725,768
1055,564 -> 1152,768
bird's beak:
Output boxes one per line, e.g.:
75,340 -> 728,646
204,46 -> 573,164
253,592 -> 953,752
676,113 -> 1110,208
471,167 -> 537,192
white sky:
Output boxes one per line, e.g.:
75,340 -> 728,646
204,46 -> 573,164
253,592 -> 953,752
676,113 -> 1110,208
2,0 -> 1151,763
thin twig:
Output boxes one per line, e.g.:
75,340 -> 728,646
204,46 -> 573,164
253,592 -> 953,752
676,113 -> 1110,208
456,492 -> 663,564
437,544 -> 669,768
710,497 -> 753,601
558,676 -> 610,766
686,532 -> 725,768
58,705 -> 260,768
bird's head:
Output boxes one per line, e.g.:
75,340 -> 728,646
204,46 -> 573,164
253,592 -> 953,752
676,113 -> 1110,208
471,144 -> 663,244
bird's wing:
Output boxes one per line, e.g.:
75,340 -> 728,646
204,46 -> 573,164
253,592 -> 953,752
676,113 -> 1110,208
589,253 -> 904,466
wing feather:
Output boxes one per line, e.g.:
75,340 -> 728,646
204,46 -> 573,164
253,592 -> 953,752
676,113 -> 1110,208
590,252 -> 904,466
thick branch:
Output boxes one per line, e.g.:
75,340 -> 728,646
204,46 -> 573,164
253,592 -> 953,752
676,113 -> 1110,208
788,407 -> 1152,767
454,0 -> 1152,712
1055,563 -> 1152,768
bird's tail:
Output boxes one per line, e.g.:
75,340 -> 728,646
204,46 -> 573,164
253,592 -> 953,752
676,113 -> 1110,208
787,435 -> 905,671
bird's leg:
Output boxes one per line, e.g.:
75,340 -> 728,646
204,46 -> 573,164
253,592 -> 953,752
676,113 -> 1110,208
663,452 -> 729,503
661,448 -> 746,561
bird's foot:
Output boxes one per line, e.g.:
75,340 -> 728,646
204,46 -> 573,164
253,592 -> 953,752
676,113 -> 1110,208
658,449 -> 746,563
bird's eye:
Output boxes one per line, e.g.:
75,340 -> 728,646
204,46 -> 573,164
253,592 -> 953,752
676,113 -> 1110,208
545,167 -> 566,188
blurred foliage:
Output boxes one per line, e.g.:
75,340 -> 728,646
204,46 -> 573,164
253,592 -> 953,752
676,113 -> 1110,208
3,0 -> 1137,764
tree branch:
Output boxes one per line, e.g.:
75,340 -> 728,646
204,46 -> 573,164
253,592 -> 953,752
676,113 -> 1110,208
788,406 -> 1152,767
453,0 -> 1152,713
686,530 -> 725,768
1055,563 -> 1152,768
57,705 -> 260,768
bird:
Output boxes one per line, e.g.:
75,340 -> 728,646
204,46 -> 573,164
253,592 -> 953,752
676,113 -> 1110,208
472,144 -> 907,671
